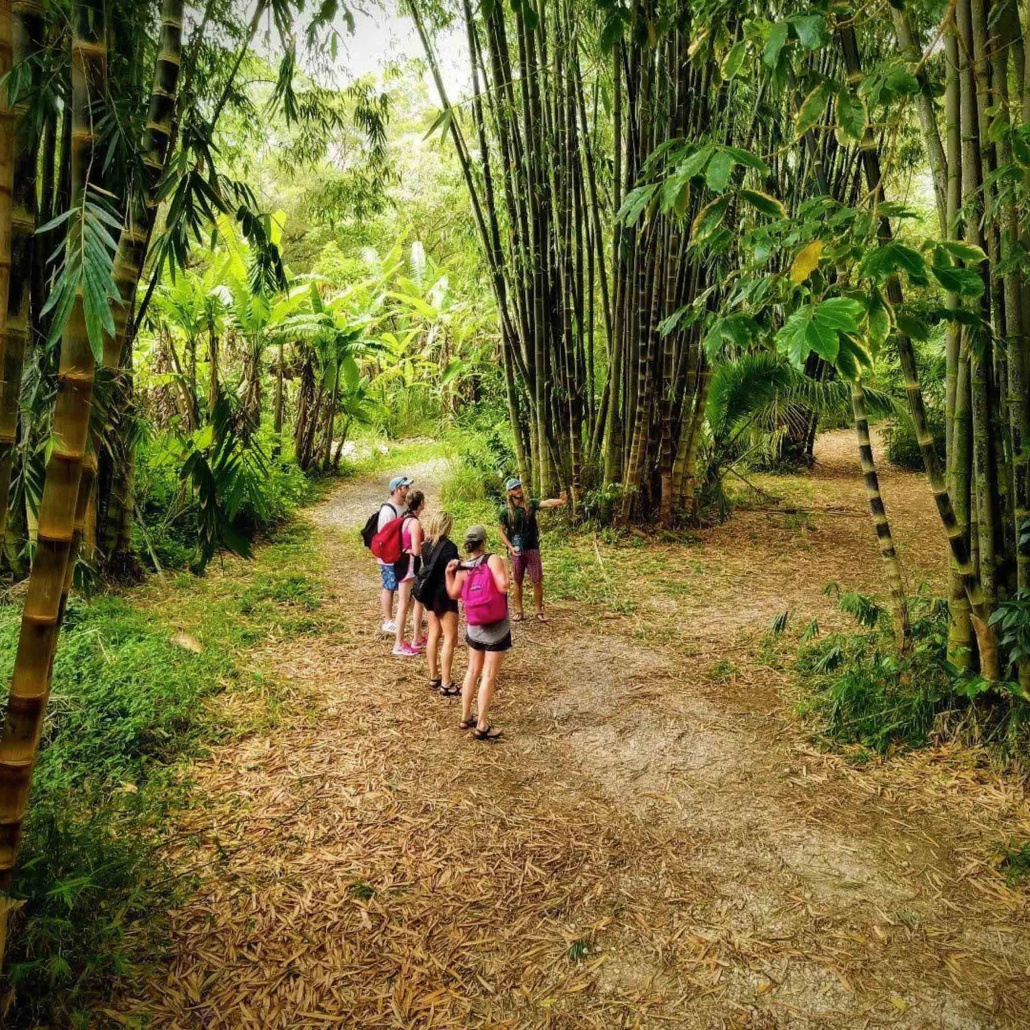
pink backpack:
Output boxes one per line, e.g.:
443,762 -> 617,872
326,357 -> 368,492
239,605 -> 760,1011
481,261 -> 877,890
461,556 -> 508,626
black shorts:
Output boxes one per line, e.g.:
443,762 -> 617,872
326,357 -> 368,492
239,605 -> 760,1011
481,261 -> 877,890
428,594 -> 459,618
466,631 -> 512,653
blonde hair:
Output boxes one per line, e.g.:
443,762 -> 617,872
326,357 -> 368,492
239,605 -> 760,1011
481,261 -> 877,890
425,510 -> 453,544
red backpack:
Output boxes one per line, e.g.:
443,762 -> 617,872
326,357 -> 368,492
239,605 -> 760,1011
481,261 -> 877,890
461,556 -> 508,626
370,514 -> 407,564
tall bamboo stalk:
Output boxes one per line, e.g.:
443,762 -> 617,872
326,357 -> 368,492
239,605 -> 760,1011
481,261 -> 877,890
0,0 -> 107,920
852,381 -> 912,650
837,19 -> 996,677
0,1 -> 42,558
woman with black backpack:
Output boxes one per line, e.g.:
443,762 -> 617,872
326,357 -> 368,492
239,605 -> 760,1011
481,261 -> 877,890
415,511 -> 460,695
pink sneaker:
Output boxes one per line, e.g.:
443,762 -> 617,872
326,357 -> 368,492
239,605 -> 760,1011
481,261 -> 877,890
412,637 -> 428,650
392,642 -> 419,657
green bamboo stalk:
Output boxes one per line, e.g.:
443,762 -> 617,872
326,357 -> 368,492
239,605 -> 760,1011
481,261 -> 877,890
852,381 -> 912,650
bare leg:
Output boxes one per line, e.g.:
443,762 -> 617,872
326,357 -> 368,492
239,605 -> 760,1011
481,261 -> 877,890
476,650 -> 504,732
395,580 -> 412,647
533,579 -> 545,619
380,587 -> 394,624
426,612 -> 441,681
462,647 -> 484,724
441,611 -> 458,685
412,600 -> 425,642
512,574 -> 524,617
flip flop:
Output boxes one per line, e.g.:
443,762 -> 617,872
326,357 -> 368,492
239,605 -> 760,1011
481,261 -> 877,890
511,612 -> 525,623
439,682 -> 461,697
535,612 -> 549,623
473,725 -> 503,742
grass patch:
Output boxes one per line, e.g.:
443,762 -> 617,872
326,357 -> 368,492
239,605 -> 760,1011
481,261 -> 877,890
0,519 -> 329,1025
795,591 -> 1030,758
998,840 -> 1030,886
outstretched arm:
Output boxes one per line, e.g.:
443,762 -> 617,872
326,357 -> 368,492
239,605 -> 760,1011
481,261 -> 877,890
538,491 -> 567,510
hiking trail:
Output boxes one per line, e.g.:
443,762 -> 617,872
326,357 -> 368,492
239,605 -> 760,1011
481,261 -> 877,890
121,433 -> 1030,1028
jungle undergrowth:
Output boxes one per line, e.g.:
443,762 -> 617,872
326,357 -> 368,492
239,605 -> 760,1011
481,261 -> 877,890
0,519 -> 331,1027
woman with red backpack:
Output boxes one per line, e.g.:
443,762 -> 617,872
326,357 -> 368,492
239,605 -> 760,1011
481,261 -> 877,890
392,491 -> 426,657
446,524 -> 510,742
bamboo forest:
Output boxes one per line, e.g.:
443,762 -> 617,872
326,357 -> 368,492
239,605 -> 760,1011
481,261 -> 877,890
3,0 -> 1030,1024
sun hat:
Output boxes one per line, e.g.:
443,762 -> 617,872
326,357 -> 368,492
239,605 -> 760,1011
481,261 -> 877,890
389,475 -> 413,492
464,524 -> 487,547
505,477 -> 522,492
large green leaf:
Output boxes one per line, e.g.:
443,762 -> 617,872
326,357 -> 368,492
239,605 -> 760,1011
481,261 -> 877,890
836,86 -> 867,141
706,149 -> 734,192
764,21 -> 788,68
775,297 -> 864,369
790,13 -> 828,49
860,240 -> 928,284
739,188 -> 786,218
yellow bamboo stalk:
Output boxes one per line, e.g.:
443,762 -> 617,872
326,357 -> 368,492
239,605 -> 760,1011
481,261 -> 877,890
0,2 -> 40,553
0,0 -> 106,904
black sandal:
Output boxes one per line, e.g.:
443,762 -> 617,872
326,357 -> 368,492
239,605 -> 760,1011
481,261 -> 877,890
473,725 -> 503,742
459,715 -> 478,730
439,682 -> 461,697
428,678 -> 441,691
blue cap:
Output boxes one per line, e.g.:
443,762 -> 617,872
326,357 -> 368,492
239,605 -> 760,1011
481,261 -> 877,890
389,475 -> 413,492
505,477 -> 522,492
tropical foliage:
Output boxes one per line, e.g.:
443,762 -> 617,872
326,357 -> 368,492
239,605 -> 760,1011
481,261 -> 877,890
2,0 -> 1030,1019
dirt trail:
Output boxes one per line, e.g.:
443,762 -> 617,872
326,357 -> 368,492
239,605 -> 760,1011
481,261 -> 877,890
123,435 -> 1030,1028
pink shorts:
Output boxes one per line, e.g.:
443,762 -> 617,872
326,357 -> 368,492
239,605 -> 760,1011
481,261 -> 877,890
511,549 -> 542,584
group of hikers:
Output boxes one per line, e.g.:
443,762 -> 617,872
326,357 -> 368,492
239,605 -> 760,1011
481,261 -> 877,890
362,474 -> 565,741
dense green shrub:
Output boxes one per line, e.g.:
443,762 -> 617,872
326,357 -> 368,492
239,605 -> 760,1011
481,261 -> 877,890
883,406 -> 947,472
797,594 -> 954,751
441,409 -> 515,506
135,430 -> 312,571
0,595 -> 236,1027
798,591 -> 1030,755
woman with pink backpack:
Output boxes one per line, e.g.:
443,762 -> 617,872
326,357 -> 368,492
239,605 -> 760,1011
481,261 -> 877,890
445,524 -> 510,742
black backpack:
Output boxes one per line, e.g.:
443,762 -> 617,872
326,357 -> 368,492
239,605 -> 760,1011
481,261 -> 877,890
411,541 -> 436,603
412,539 -> 448,603
360,503 -> 397,549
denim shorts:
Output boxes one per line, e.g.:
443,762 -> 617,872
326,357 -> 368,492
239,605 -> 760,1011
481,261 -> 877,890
380,563 -> 398,591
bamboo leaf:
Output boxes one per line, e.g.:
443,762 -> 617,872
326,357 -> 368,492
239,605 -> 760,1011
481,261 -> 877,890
796,82 -> 830,136
738,188 -> 785,218
689,194 -> 730,243
722,40 -> 746,79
